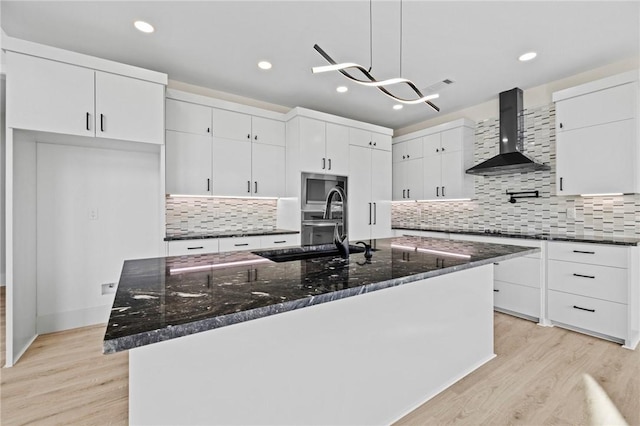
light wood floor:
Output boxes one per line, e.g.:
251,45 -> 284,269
1,287 -> 638,425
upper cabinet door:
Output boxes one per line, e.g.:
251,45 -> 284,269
371,133 -> 392,151
440,127 -> 464,153
95,71 -> 164,144
166,99 -> 212,136
7,52 -> 94,137
252,143 -> 285,197
349,127 -> 372,148
423,133 -> 441,156
298,117 -> 327,174
212,138 -> 252,196
325,123 -> 349,175
212,109 -> 252,142
251,117 -> 285,146
165,131 -> 213,195
556,82 -> 637,133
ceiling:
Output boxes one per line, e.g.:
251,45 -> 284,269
1,1 -> 638,130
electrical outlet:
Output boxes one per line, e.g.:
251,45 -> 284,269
89,208 -> 99,220
566,207 -> 576,219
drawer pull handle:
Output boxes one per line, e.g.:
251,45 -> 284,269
234,243 -> 249,246
572,250 -> 595,254
573,273 -> 595,279
274,240 -> 287,244
573,305 -> 595,313
493,262 -> 499,265
187,246 -> 204,250
493,289 -> 500,292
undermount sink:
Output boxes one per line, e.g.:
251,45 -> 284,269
253,244 -> 371,263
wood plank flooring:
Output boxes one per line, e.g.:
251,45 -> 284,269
1,286 -> 638,425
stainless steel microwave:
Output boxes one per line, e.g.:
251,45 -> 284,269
301,173 -> 347,209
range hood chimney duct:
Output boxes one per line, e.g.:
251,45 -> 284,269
466,88 -> 550,176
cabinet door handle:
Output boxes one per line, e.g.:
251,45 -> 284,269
247,181 -> 251,193
254,135 -> 258,140
402,189 -> 406,199
442,186 -> 445,197
373,142 -> 377,146
322,158 -> 326,169
573,273 -> 595,279
373,202 -> 377,225
573,305 -> 595,313
441,147 -> 445,152
207,178 -> 211,192
406,154 -> 409,158
407,188 -> 410,198
86,112 -> 91,131
235,243 -> 249,247
254,181 -> 258,193
573,250 -> 595,254
560,177 -> 563,191
559,123 -> 564,129
436,186 -> 439,197
274,240 -> 287,244
369,141 -> 372,146
247,134 -> 251,139
187,246 -> 204,250
493,289 -> 500,292
402,155 -> 406,159
207,127 -> 211,133
328,158 -> 332,170
368,203 -> 372,225
100,114 -> 105,132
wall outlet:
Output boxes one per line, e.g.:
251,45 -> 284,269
101,282 -> 117,295
566,207 -> 576,219
89,207 -> 99,220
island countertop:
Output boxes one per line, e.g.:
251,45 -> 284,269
103,236 -> 538,354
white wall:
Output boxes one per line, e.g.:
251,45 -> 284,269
35,141 -> 162,333
1,76 -> 5,286
395,57 -> 640,136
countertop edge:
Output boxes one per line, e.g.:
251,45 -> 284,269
164,229 -> 300,241
103,246 -> 539,354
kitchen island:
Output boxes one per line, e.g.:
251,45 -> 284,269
104,236 -> 538,425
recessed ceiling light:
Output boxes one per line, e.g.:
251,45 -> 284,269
518,52 -> 537,62
258,61 -> 272,70
393,104 -> 403,110
134,20 -> 154,33
336,86 -> 348,93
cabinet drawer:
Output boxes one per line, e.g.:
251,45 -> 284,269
548,242 -> 628,268
260,234 -> 300,249
548,290 -> 627,339
219,236 -> 262,252
548,260 -> 627,304
168,239 -> 219,256
493,281 -> 540,319
494,256 -> 541,288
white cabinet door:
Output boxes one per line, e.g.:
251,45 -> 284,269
348,145 -> 372,241
166,99 -> 212,135
371,133 -> 392,152
422,154 -> 441,199
392,162 -> 406,201
441,151 -> 464,198
213,138 -> 252,196
299,117 -> 327,173
556,119 -> 636,195
423,133 -> 441,156
252,143 -> 285,197
95,71 -> 165,144
7,52 -> 94,137
349,127 -> 372,148
405,158 -> 424,200
440,127 -> 464,152
326,123 -> 349,175
166,131 -> 213,195
556,82 -> 637,133
252,116 -> 285,146
371,149 -> 392,239
212,108 -> 252,142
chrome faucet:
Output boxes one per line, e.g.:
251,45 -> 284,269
323,185 -> 349,258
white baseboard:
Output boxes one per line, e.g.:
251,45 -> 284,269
37,305 -> 110,334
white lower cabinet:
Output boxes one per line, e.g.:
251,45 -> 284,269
168,239 -> 220,256
260,234 -> 300,249
218,236 -> 263,253
493,281 -> 540,319
547,241 -> 635,346
169,234 -> 300,256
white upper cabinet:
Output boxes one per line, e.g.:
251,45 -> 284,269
392,137 -> 423,200
7,52 -> 165,144
252,116 -> 286,146
212,109 -> 285,146
166,99 -> 212,136
350,127 -> 392,151
296,117 -> 349,175
165,131 -> 213,195
326,123 -> 350,175
553,72 -> 639,196
213,138 -> 253,196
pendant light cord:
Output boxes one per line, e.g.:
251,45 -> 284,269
368,0 -> 373,73
399,0 -> 403,77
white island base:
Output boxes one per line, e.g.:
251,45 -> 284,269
129,264 -> 495,425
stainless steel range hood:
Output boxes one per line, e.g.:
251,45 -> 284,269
466,88 -> 549,176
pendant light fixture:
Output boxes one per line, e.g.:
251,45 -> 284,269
312,0 -> 440,112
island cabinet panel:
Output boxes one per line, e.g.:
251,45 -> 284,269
547,241 -> 636,346
7,52 -> 165,144
554,72 -> 639,196
128,264 -> 495,426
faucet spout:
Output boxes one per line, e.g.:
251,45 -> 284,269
324,185 -> 348,258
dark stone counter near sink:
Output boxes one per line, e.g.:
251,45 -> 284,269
103,236 -> 538,354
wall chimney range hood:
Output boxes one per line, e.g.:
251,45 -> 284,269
466,88 -> 550,176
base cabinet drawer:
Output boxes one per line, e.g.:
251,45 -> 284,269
548,242 -> 628,268
260,234 -> 300,249
168,239 -> 219,256
219,236 -> 262,252
548,290 -> 627,339
494,257 -> 541,288
493,281 -> 540,319
548,260 -> 627,303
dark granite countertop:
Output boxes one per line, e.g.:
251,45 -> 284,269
392,227 -> 640,246
164,229 -> 299,241
104,236 -> 537,354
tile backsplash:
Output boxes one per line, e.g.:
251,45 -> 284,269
392,104 -> 640,238
166,197 -> 278,237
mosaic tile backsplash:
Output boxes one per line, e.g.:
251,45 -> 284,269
166,197 -> 278,237
392,104 -> 640,238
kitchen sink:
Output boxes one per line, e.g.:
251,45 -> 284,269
253,244 -> 373,263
